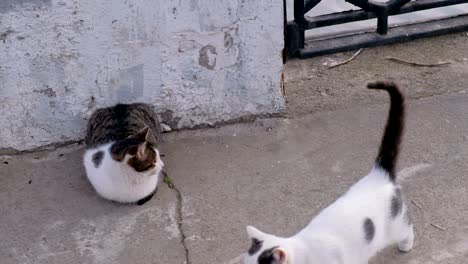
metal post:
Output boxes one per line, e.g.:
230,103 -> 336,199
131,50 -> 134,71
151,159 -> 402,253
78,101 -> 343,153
286,0 -> 305,56
377,12 -> 389,34
294,0 -> 305,23
285,22 -> 305,56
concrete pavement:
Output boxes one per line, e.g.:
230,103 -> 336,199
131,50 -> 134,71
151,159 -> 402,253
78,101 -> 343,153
284,32 -> 468,117
1,89 -> 467,264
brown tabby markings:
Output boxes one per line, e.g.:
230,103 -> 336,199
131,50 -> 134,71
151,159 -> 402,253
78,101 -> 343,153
85,103 -> 162,173
86,103 -> 161,147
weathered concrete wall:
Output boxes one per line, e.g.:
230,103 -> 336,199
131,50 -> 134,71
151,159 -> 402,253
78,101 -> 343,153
0,0 -> 285,151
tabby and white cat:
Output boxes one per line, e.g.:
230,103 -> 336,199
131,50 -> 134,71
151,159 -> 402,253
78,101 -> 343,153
83,103 -> 165,205
245,81 -> 413,264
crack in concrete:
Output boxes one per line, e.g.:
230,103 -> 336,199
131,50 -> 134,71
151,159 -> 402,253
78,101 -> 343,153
172,185 -> 192,264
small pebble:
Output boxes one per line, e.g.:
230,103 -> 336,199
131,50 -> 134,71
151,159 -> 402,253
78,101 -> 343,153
161,123 -> 172,132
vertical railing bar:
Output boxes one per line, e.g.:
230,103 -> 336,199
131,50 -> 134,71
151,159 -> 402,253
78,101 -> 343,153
283,0 -> 288,63
376,13 -> 389,34
294,0 -> 306,23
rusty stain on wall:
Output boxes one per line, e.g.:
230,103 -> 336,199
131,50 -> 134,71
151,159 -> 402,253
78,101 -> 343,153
198,45 -> 217,70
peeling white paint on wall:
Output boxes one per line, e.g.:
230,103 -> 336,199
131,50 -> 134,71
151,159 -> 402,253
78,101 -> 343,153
0,0 -> 285,151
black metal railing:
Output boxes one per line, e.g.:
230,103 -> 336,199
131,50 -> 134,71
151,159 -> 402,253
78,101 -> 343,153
286,0 -> 468,58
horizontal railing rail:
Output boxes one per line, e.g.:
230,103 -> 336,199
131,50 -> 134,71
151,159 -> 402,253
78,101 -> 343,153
286,0 -> 468,58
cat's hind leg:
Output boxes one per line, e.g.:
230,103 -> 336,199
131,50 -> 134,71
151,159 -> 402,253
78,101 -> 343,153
397,210 -> 414,252
398,224 -> 414,252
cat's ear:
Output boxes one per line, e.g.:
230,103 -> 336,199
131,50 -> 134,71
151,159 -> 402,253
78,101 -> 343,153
131,126 -> 150,142
272,248 -> 287,264
144,127 -> 154,143
135,142 -> 147,160
246,225 -> 268,240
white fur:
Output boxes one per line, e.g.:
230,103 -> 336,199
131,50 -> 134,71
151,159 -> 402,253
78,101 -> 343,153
83,143 -> 164,203
245,166 -> 414,264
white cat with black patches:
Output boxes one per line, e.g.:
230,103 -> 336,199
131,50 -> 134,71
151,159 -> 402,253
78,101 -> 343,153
83,103 -> 165,205
245,81 -> 414,264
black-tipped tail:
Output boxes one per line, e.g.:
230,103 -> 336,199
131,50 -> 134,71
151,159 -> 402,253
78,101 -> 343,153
367,81 -> 406,181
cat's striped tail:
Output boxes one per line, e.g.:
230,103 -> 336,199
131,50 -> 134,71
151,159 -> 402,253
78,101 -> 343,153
367,81 -> 406,181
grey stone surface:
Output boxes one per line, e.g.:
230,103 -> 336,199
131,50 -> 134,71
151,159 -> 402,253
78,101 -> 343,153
163,90 -> 468,264
0,146 -> 187,264
0,0 -> 284,151
284,32 -> 468,117
2,89 -> 467,264
0,0 -> 51,14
